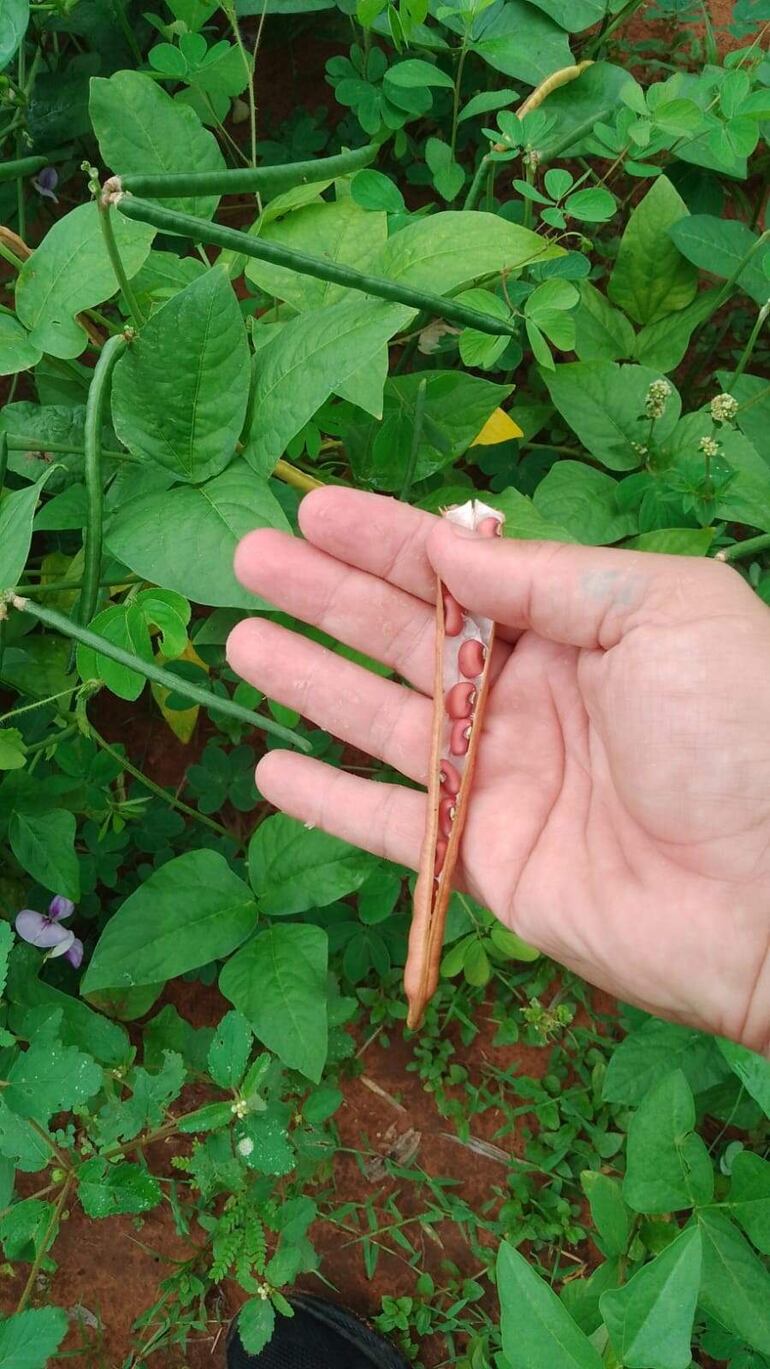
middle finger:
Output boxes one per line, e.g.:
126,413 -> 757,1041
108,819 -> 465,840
234,527 -> 438,693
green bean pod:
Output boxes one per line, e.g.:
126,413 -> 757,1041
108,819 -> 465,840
116,197 -> 521,338
10,595 -> 312,751
80,333 -> 127,630
113,143 -> 379,202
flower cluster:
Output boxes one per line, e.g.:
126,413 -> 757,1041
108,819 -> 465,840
699,435 -> 720,459
15,895 -> 83,968
644,379 -> 672,421
709,393 -> 738,424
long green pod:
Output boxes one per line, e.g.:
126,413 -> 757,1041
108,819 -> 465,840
0,149 -> 70,184
8,595 -> 312,752
80,333 -> 127,629
112,143 -> 379,202
116,197 -> 522,337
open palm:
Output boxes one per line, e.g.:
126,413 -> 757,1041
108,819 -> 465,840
227,488 -> 770,1054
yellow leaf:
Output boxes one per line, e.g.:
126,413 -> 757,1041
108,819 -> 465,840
471,407 -> 524,446
151,640 -> 207,745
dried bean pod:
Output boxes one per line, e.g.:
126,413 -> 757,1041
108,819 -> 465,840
406,499 -> 504,1029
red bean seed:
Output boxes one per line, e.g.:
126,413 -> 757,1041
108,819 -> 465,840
450,719 -> 472,756
442,589 -> 464,636
446,681 -> 476,719
458,639 -> 485,678
477,516 -> 502,538
439,797 -> 456,838
439,759 -> 460,795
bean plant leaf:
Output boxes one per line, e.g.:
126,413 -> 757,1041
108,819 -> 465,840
600,1225 -> 702,1369
497,1240 -> 603,1369
581,1172 -> 631,1257
76,600 -> 155,701
244,198 -> 388,311
488,486 -> 576,542
0,470 -> 52,591
633,290 -> 720,373
105,464 -> 290,608
0,1308 -> 68,1369
15,203 -> 155,359
726,1151 -> 770,1254
543,362 -> 681,470
536,61 -> 636,159
625,528 -> 714,555
8,809 -> 80,901
0,0 -> 28,71
717,372 -> 770,458
623,1070 -> 713,1213
668,215 -> 770,306
717,1038 -> 770,1119
249,814 -> 376,915
220,924 -> 329,1082
112,268 -> 250,483
81,850 -> 257,992
573,281 -> 636,362
697,1210 -> 770,1355
608,176 -> 699,325
532,461 -> 637,544
90,70 -> 225,219
603,1019 -> 729,1105
0,315 -> 42,376
369,209 -> 560,293
344,371 -> 512,490
464,0 -> 572,84
245,299 -> 409,474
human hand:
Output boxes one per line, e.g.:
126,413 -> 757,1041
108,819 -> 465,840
227,488 -> 770,1054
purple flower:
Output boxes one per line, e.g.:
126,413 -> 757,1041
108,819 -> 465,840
15,895 -> 83,968
32,166 -> 59,204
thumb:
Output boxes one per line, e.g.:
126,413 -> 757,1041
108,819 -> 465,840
426,521 -> 729,650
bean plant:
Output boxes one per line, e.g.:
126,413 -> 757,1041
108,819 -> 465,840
0,0 -> 769,1363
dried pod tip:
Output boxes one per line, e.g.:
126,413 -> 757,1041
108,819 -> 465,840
438,796 -> 456,838
434,838 -> 448,877
458,639 -> 485,679
450,719 -> 472,756
439,759 -> 461,795
446,681 -> 476,719
477,515 -> 502,538
442,589 -> 464,636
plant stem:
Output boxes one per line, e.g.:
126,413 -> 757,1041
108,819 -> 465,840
273,458 -> 324,493
729,301 -> 770,387
463,154 -> 491,211
224,0 -> 256,167
117,198 -> 531,336
87,719 -> 236,843
716,532 -> 770,563
80,334 -> 127,628
5,435 -> 132,461
16,1175 -> 74,1315
19,574 -> 142,595
99,204 -> 145,329
7,596 -> 312,751
399,377 -> 427,502
450,41 -> 469,159
115,143 -> 379,201
586,0 -> 646,54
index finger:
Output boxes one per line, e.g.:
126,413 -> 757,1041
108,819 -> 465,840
299,487 -> 439,602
